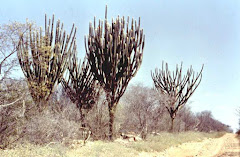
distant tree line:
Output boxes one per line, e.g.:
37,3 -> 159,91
120,84 -> 232,136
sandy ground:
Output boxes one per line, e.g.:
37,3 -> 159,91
139,133 -> 240,157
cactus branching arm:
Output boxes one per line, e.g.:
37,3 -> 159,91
85,6 -> 145,140
85,6 -> 145,105
17,14 -> 77,108
61,51 -> 100,110
151,61 -> 204,131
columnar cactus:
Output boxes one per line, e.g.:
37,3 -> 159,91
85,6 -> 145,140
61,52 -> 100,126
151,62 -> 204,132
17,15 -> 76,110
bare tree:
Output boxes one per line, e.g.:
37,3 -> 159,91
151,62 -> 204,132
17,15 -> 76,111
0,21 -> 33,111
0,22 -> 34,149
85,6 -> 145,140
0,22 -> 34,81
175,105 -> 198,132
121,84 -> 163,138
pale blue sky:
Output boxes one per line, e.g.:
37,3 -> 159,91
1,0 -> 240,131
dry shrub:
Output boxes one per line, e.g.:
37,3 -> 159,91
21,104 -> 85,145
20,87 -> 110,145
0,79 -> 30,149
0,106 -> 19,149
85,98 -> 109,140
48,87 -> 110,141
0,101 -> 29,149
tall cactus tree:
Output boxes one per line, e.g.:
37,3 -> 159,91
61,51 -> 101,127
85,6 -> 145,140
17,15 -> 77,111
151,62 -> 204,132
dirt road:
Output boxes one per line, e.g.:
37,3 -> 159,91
140,133 -> 240,157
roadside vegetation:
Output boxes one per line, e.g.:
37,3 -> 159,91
0,6 -> 232,157
0,131 -> 226,157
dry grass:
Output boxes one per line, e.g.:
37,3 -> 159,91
0,141 -> 138,157
0,143 -> 67,157
128,131 -> 225,152
0,131 -> 225,157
